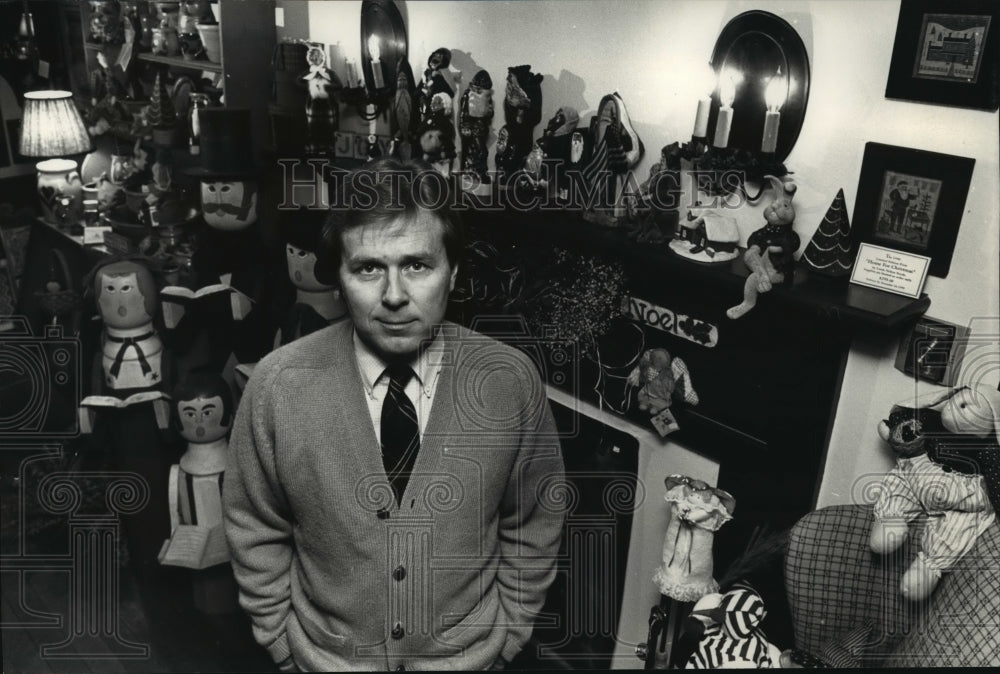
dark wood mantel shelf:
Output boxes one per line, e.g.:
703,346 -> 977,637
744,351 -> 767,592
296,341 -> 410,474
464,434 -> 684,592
458,194 -> 930,331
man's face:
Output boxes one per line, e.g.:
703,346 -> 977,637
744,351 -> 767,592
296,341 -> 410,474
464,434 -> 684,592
178,395 -> 229,443
338,210 -> 457,360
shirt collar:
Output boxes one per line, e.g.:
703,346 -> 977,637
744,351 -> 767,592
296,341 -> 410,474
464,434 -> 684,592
352,327 -> 444,399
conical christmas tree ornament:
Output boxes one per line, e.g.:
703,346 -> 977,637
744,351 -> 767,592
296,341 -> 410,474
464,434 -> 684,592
802,189 -> 853,277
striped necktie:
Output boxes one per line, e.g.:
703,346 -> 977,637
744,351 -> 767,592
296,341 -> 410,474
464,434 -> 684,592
381,363 -> 420,504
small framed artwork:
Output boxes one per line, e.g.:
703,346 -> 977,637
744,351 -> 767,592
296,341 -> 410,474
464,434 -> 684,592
885,0 -> 999,110
852,142 -> 974,278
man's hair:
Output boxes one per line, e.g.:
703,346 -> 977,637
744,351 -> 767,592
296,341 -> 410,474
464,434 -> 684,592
323,158 -> 464,270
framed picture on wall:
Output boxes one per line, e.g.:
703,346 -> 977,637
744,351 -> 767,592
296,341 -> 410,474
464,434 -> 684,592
885,0 -> 1000,110
852,142 -> 974,279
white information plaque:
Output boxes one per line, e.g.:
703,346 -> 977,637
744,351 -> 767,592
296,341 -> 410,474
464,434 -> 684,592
849,242 -> 930,299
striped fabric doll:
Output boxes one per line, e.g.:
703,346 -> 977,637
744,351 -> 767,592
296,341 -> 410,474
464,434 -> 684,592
685,587 -> 782,668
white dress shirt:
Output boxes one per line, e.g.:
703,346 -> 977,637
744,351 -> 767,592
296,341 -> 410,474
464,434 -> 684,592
352,329 -> 444,447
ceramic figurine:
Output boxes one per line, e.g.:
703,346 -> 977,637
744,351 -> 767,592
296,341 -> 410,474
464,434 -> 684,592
499,65 -> 543,184
561,129 -> 593,205
389,57 -> 417,159
726,176 -> 799,319
458,69 -> 494,192
78,256 -> 176,575
413,48 -> 457,173
670,207 -> 741,263
273,208 -> 347,348
415,48 -> 455,130
494,125 -> 520,179
301,43 -> 342,155
581,92 -> 643,227
537,106 -> 579,192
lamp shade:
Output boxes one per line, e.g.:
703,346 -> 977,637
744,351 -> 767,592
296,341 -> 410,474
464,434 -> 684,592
19,90 -> 92,158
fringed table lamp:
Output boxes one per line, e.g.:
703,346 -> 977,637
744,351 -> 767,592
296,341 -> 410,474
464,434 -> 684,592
19,90 -> 92,226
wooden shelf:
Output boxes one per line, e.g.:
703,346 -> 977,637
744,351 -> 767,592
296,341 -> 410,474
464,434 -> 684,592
136,52 -> 223,73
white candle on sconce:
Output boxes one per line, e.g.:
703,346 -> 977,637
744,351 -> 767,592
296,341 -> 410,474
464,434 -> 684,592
368,103 -> 377,138
692,62 -> 715,138
761,70 -> 787,154
345,58 -> 358,88
712,71 -> 739,149
368,35 -> 384,89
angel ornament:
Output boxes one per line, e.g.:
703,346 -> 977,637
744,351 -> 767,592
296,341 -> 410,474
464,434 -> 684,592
628,348 -> 699,437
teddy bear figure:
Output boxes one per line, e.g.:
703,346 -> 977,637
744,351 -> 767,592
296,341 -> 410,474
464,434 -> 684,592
726,175 -> 799,320
627,348 -> 699,415
684,586 -> 783,668
870,385 -> 999,600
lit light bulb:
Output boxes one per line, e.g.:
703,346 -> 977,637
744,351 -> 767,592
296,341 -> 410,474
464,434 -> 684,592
719,68 -> 741,108
765,69 -> 787,112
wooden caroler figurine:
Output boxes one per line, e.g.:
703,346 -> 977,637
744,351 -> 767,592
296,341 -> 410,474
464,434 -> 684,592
159,373 -> 239,612
458,69 -> 494,192
274,207 -> 347,348
78,256 -> 176,574
726,175 -> 799,320
168,108 -> 276,380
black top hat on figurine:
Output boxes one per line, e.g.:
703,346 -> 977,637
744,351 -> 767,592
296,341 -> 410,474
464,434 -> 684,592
185,108 -> 263,231
185,108 -> 261,181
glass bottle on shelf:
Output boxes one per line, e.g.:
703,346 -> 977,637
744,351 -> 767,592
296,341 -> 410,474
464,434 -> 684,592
189,93 -> 210,155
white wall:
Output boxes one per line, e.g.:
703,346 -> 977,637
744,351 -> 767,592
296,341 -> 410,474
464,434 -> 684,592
302,0 -> 1000,659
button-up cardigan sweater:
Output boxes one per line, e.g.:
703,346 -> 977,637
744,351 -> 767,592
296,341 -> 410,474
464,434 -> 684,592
223,320 -> 565,671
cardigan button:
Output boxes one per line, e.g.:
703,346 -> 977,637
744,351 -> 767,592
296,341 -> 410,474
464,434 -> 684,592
391,622 -> 404,639
377,509 -> 390,520
394,665 -> 406,672
392,565 -> 406,581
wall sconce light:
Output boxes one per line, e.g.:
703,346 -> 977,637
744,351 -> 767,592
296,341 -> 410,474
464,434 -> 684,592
19,90 -> 93,226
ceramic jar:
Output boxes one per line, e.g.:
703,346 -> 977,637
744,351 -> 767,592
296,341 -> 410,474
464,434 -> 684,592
36,159 -> 83,225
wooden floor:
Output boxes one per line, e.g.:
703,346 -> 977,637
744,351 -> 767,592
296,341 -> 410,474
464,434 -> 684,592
1,524 -> 275,673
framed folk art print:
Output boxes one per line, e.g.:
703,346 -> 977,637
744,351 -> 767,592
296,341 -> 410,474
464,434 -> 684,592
886,0 -> 1000,110
851,142 -> 974,279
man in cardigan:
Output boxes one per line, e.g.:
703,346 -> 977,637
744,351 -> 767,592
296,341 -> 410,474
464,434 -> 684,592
224,159 -> 565,671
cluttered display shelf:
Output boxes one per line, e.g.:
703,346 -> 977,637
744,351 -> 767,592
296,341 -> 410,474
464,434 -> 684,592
462,196 -> 930,330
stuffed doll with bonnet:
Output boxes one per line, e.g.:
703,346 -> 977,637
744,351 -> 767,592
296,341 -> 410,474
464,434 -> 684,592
870,385 -> 1000,600
654,475 -> 735,602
